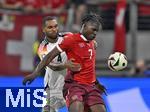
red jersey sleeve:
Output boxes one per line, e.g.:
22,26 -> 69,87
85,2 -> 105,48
57,34 -> 74,52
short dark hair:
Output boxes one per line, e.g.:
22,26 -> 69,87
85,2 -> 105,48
81,13 -> 103,26
42,16 -> 57,27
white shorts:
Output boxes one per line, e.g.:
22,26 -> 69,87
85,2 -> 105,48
43,87 -> 66,112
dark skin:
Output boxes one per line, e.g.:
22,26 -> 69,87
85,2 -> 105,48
23,21 -> 106,112
43,19 -> 81,71
23,19 -> 81,85
81,22 -> 100,41
43,19 -> 58,43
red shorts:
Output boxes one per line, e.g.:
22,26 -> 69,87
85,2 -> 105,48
63,81 -> 105,109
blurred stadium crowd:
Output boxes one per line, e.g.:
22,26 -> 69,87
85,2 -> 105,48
0,0 -> 150,77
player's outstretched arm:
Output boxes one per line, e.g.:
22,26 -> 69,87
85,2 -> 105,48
48,59 -> 81,72
22,47 -> 61,85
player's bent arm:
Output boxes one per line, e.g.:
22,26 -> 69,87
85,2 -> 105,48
32,47 -> 61,77
48,59 -> 82,72
22,47 -> 61,85
47,63 -> 66,71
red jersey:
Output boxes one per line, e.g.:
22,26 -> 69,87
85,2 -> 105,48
5,0 -> 23,4
43,0 -> 66,9
57,33 -> 96,85
23,0 -> 43,9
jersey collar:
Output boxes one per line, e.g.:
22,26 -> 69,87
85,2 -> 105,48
43,37 -> 49,44
44,36 -> 59,43
80,34 -> 88,41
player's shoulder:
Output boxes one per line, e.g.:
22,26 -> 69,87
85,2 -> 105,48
38,38 -> 48,52
72,33 -> 83,42
59,32 -> 75,41
41,38 -> 49,46
58,32 -> 73,37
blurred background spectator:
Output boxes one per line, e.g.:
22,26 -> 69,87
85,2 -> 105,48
41,0 -> 67,14
0,0 -> 23,10
22,0 -> 43,13
32,39 -> 40,68
70,0 -> 87,32
129,59 -> 148,77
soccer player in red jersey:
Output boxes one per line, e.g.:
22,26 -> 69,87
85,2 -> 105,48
23,14 -> 106,112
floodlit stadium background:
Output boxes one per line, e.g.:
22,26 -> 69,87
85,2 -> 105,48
0,0 -> 150,112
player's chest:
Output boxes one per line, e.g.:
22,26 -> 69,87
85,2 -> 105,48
46,38 -> 63,52
73,42 -> 95,59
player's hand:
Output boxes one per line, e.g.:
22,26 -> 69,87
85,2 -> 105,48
64,59 -> 81,72
22,73 -> 37,86
93,40 -> 98,49
95,81 -> 107,95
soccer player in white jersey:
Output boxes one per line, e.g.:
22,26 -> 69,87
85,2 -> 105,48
38,34 -> 67,112
23,16 -> 80,112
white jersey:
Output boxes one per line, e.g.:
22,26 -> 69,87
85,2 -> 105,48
38,36 -> 67,88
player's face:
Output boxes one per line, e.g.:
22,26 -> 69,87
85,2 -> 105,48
43,19 -> 58,39
83,22 -> 100,41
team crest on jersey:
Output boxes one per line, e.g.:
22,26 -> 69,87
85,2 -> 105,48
78,43 -> 85,48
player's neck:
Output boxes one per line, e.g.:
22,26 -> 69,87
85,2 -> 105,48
80,33 -> 90,43
46,37 -> 58,43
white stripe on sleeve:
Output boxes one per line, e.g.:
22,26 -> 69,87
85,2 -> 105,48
56,45 -> 63,52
